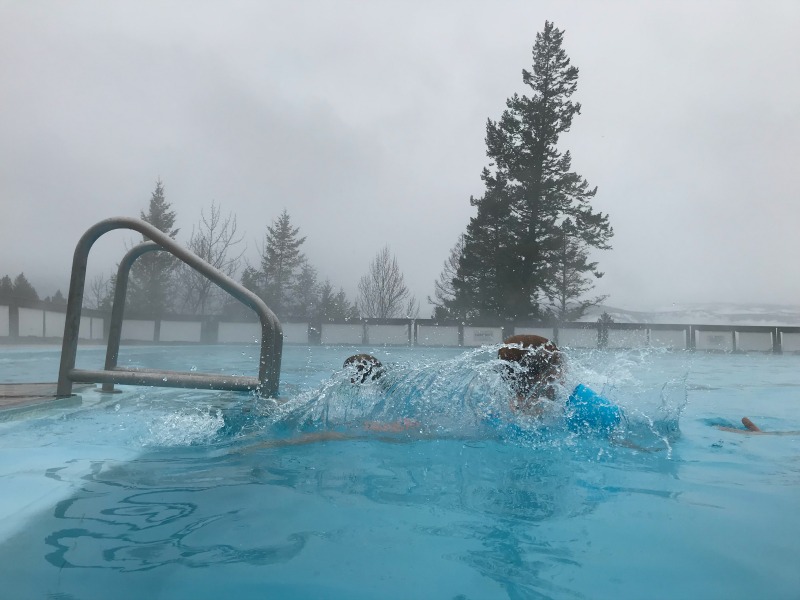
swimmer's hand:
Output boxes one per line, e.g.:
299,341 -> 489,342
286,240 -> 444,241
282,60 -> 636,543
741,417 -> 761,432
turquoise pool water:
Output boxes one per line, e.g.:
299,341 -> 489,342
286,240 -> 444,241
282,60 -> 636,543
0,344 -> 798,599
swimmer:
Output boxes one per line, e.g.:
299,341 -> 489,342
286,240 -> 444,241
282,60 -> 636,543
342,353 -> 421,432
343,353 -> 385,384
715,417 -> 800,436
498,334 -> 563,415
498,335 -> 623,434
241,355 -> 418,451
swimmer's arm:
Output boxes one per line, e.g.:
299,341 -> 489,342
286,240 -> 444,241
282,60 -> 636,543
715,417 -> 800,436
240,430 -> 365,451
242,423 -> 493,452
716,429 -> 800,436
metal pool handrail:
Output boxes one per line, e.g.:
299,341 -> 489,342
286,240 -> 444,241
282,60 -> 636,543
56,217 -> 283,398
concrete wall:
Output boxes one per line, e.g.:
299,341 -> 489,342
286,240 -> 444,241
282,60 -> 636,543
607,328 -> 649,349
781,332 -> 800,352
695,329 -> 735,352
416,324 -> 459,347
462,326 -> 503,347
218,322 -> 261,344
18,308 -> 44,337
0,305 -> 8,337
735,331 -> 773,352
282,322 -> 309,344
558,328 -> 597,348
513,326 -> 555,340
121,319 -> 156,342
0,303 -> 797,355
367,323 -> 409,345
44,310 -> 66,338
160,320 -> 202,343
91,317 -> 104,340
321,323 -> 363,345
76,316 -> 105,340
649,329 -> 686,350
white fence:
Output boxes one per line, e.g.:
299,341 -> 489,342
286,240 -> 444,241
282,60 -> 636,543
1,304 -> 798,353
781,332 -> 800,352
416,324 -> 459,347
5,306 -> 103,340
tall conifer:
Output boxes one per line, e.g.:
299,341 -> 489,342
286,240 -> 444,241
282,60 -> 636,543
11,273 -> 39,303
451,21 -> 612,320
128,179 -> 179,317
259,210 -> 306,317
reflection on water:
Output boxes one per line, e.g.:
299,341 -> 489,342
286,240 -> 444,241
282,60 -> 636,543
41,455 -> 312,573
8,429 -> 679,600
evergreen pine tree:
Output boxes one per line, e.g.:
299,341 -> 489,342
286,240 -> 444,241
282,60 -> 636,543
317,280 -> 358,321
541,218 -> 608,321
240,265 -> 263,297
50,289 -> 67,308
259,210 -> 306,318
0,275 -> 13,304
291,261 -> 319,319
336,289 -> 359,320
12,273 -> 39,303
128,179 -> 179,317
452,21 -> 612,320
450,176 -> 521,320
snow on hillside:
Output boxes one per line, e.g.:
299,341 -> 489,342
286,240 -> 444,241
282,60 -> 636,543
579,303 -> 800,326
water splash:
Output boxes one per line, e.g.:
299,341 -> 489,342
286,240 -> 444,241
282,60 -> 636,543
261,345 -> 689,454
142,408 -> 225,447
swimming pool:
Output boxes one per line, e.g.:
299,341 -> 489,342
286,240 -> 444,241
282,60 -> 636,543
1,344 -> 798,599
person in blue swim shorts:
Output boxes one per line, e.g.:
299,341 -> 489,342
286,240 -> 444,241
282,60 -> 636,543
498,334 -> 623,434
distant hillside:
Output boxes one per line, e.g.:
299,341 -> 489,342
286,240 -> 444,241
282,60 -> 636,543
578,303 -> 800,326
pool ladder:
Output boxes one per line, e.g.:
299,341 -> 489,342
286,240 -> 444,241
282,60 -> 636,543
56,217 -> 283,398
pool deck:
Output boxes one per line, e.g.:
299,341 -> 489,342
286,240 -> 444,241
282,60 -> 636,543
0,383 -> 94,416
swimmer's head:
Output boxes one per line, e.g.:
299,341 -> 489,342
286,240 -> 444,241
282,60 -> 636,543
498,334 -> 563,402
343,354 -> 384,384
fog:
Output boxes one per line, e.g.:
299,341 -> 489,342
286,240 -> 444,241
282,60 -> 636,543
1,1 -> 799,313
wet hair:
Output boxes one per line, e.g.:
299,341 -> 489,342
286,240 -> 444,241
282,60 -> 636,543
343,354 -> 384,384
498,334 -> 563,399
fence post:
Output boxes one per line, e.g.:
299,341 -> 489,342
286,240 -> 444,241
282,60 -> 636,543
774,328 -> 783,354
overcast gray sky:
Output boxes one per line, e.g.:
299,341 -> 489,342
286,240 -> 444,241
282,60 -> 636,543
1,0 -> 799,313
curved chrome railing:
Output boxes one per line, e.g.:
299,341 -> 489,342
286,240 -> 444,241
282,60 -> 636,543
56,217 -> 282,398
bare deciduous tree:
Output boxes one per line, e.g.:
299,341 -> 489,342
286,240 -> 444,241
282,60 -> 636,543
177,202 -> 244,315
357,246 -> 416,319
428,234 -> 464,319
86,274 -> 110,310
